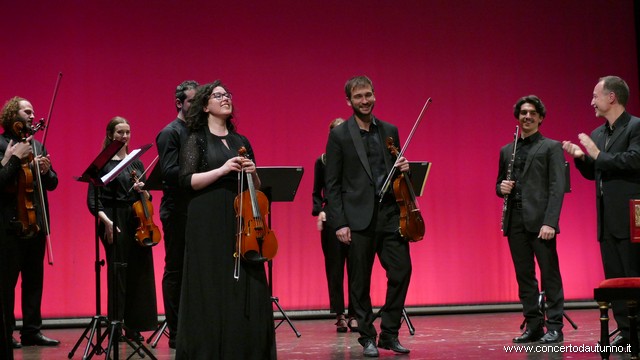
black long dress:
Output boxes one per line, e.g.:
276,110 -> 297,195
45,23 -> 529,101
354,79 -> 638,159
86,158 -> 158,332
176,129 -> 276,360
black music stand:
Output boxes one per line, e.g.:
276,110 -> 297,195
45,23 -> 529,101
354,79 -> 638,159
68,140 -> 123,359
72,143 -> 157,360
408,161 -> 431,197
142,162 -> 170,349
257,166 -> 304,338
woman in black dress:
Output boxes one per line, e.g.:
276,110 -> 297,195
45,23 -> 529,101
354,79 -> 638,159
312,118 -> 358,332
86,116 -> 157,340
176,81 -> 276,360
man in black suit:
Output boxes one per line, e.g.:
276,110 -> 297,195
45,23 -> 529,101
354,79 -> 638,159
155,80 -> 198,349
325,76 -> 412,357
563,75 -> 640,347
497,95 -> 566,344
0,140 -> 31,359
0,97 -> 60,348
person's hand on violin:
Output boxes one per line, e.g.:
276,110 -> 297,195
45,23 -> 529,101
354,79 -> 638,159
500,180 -> 515,195
34,154 -> 51,174
222,156 -> 245,174
132,180 -> 150,200
395,156 -> 410,173
1,138 -> 33,165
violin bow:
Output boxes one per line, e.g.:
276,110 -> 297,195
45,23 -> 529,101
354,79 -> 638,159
32,72 -> 63,265
40,72 -> 63,148
378,97 -> 432,201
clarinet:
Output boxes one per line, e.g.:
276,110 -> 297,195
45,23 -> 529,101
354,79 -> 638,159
501,125 -> 520,232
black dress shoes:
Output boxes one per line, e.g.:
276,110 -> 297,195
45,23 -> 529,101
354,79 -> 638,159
121,330 -> 144,342
539,330 -> 563,344
378,337 -> 411,354
12,336 -> 22,348
21,333 -> 60,346
513,328 -> 544,343
362,339 -> 379,357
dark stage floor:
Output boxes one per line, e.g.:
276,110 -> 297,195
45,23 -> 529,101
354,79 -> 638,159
8,308 -> 631,359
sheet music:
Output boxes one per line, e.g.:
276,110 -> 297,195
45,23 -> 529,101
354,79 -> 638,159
100,148 -> 142,185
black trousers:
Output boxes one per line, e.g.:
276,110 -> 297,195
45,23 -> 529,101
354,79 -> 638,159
348,201 -> 412,343
5,232 -> 46,338
0,228 -> 14,359
600,235 -> 640,339
507,208 -> 564,331
160,212 -> 186,338
320,221 -> 354,316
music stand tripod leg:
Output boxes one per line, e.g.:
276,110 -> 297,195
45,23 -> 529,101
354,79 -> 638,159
147,319 -> 169,348
68,186 -> 109,359
67,315 -> 109,359
402,308 -> 415,335
272,296 -> 301,337
539,291 -> 578,330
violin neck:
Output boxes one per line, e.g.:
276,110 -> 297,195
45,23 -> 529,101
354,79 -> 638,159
402,174 -> 418,200
245,174 -> 261,218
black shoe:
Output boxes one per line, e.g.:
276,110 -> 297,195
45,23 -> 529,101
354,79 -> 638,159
513,328 -> 543,343
21,333 -> 60,346
539,330 -> 563,344
378,337 -> 410,354
124,330 -> 144,342
610,334 -> 629,347
168,337 -> 176,349
335,315 -> 348,333
347,317 -> 359,332
12,337 -> 22,349
362,339 -> 379,357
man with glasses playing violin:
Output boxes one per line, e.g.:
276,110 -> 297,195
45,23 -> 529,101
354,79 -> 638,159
325,76 -> 412,357
497,95 -> 566,344
0,96 -> 60,348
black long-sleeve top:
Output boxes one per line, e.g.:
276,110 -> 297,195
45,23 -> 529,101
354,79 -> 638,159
155,118 -> 189,219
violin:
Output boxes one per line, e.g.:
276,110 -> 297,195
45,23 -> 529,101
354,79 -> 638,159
233,147 -> 278,265
12,120 -> 43,238
386,137 -> 425,242
130,170 -> 161,247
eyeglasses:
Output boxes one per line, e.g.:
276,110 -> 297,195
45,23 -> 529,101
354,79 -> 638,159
210,92 -> 232,101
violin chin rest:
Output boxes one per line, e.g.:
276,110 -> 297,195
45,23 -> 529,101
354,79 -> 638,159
242,250 -> 268,263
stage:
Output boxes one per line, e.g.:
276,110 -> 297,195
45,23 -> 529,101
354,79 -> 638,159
9,306 -> 629,359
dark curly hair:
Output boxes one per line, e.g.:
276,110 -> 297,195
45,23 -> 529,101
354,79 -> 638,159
0,96 -> 27,131
513,95 -> 546,119
185,80 -> 235,132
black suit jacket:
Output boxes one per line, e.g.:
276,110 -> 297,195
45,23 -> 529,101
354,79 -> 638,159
575,111 -> 640,240
496,133 -> 566,235
325,115 -> 399,232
